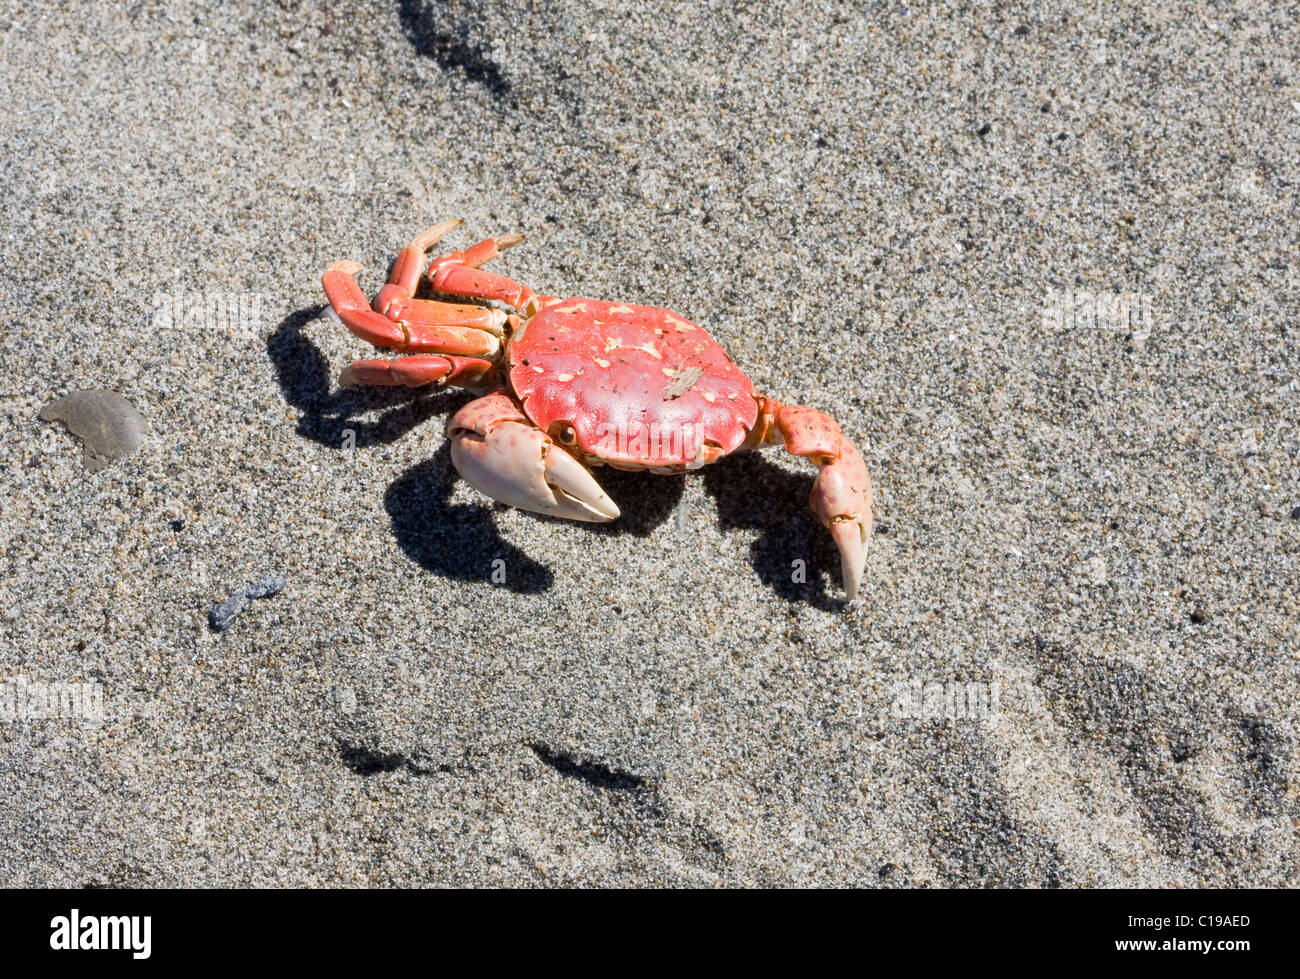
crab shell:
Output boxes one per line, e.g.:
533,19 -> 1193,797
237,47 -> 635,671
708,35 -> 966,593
508,299 -> 760,472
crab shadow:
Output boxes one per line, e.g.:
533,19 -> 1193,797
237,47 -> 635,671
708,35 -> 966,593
583,467 -> 684,537
268,305 -> 461,449
701,453 -> 846,611
383,443 -> 553,593
267,307 -> 543,592
396,0 -> 512,100
267,306 -> 682,594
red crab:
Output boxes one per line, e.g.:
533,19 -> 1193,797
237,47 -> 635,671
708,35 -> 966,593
322,221 -> 873,598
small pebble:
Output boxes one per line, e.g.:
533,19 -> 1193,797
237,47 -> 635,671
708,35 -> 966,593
209,573 -> 287,631
245,573 -> 287,599
39,390 -> 148,471
208,591 -> 251,631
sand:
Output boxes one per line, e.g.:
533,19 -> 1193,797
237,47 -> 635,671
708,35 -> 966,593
0,0 -> 1295,886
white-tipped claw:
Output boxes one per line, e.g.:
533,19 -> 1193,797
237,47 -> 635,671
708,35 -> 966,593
829,519 -> 868,600
450,420 -> 619,523
540,437 -> 620,521
413,218 -> 463,250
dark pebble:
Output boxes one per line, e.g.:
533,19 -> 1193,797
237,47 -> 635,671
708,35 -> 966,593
246,573 -> 287,599
209,572 -> 288,631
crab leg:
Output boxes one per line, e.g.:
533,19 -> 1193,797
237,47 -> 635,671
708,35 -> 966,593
446,389 -> 620,522
384,297 -> 506,336
322,220 -> 463,343
322,221 -> 511,367
322,261 -> 407,346
427,231 -> 557,315
757,399 -> 873,600
323,261 -> 504,355
376,218 -> 463,308
340,354 -> 495,389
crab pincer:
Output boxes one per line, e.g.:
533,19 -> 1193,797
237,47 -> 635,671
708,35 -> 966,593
810,441 -> 873,600
765,403 -> 873,600
446,389 -> 620,523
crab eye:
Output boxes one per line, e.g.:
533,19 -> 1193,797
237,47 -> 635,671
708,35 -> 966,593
556,423 -> 577,446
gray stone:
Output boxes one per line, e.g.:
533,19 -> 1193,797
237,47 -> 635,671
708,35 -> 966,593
39,390 -> 147,472
209,573 -> 287,631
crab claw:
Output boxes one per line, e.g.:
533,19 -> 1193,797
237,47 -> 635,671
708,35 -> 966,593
767,402 -> 874,599
809,440 -> 873,600
828,517 -> 869,601
450,417 -> 619,523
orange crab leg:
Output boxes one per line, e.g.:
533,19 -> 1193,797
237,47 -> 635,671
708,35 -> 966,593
377,218 -> 463,307
384,297 -> 507,337
323,268 -> 503,357
427,232 -> 557,314
323,222 -> 464,346
322,261 -> 406,346
340,354 -> 495,389
323,220 -> 511,358
755,398 -> 874,600
431,265 -> 538,310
